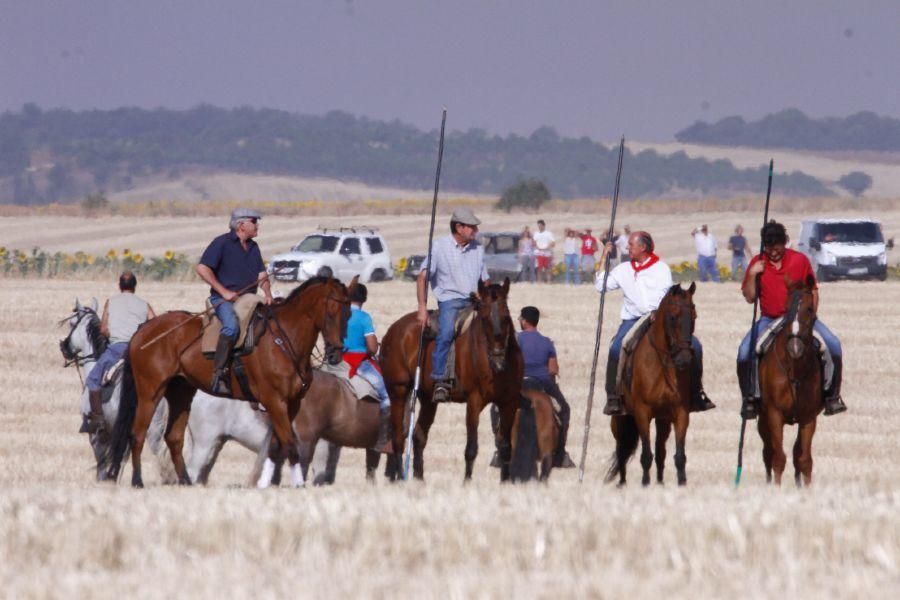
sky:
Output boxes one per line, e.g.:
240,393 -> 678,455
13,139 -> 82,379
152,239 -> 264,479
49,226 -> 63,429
1,1 -> 898,141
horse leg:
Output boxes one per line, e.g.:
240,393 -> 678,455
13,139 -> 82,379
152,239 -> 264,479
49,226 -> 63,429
768,411 -> 787,485
129,381 -> 167,488
366,449 -> 380,483
655,418 -> 672,484
673,409 -> 689,486
163,379 -> 195,485
297,436 -> 316,486
796,420 -> 817,486
757,413 -> 773,483
496,398 -> 517,482
270,405 -> 303,488
463,399 -> 482,482
413,400 -> 438,481
633,409 -> 653,487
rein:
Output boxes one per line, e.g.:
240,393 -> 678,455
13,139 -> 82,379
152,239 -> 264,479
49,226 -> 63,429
645,297 -> 694,390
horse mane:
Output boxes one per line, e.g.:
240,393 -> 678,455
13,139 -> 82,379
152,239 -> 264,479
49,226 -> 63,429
85,312 -> 108,355
284,276 -> 343,303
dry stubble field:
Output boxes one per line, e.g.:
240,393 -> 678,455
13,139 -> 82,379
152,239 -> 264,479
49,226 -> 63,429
2,210 -> 900,599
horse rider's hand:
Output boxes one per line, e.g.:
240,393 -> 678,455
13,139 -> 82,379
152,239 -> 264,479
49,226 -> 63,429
748,260 -> 765,277
417,305 -> 428,328
222,290 -> 239,302
604,241 -> 615,254
263,291 -> 274,305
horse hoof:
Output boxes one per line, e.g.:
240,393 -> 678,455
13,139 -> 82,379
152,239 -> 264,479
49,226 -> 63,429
290,464 -> 306,488
257,458 -> 276,489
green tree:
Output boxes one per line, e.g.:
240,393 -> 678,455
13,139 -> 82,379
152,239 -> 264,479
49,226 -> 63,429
496,178 -> 551,212
837,171 -> 873,197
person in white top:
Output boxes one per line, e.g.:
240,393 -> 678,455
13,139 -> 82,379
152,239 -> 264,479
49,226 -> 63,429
533,219 -> 555,283
615,224 -> 631,264
692,224 -> 720,282
562,228 -> 580,285
595,231 -> 715,416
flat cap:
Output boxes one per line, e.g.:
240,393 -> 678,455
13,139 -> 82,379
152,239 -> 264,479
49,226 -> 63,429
450,206 -> 481,226
231,207 -> 262,221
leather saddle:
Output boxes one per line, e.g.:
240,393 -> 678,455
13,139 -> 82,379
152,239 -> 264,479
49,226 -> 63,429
201,294 -> 266,358
617,313 -> 654,396
422,304 -> 476,382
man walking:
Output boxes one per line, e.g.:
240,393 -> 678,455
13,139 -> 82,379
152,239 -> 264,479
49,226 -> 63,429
692,224 -> 721,282
728,225 -> 751,281
533,219 -> 555,284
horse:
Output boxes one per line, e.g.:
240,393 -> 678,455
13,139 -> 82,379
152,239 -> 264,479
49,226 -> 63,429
757,275 -> 823,486
605,283 -> 697,487
102,276 -> 355,488
508,385 -> 559,483
380,278 -> 522,482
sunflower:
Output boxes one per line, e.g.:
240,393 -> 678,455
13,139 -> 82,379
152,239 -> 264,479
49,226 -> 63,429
164,250 -> 175,261
122,248 -> 132,259
133,253 -> 143,264
106,249 -> 118,260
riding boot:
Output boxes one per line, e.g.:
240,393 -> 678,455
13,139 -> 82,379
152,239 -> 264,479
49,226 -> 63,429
210,335 -> 235,396
603,356 -> 626,416
86,389 -> 107,435
373,407 -> 393,453
737,360 -> 759,420
689,357 -> 716,412
823,356 -> 847,416
432,379 -> 452,403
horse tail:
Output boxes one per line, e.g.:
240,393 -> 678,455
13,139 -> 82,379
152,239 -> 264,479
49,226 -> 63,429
604,415 -> 639,484
102,355 -> 137,480
510,394 -> 539,483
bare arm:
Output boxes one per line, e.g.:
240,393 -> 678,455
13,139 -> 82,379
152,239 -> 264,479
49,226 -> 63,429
147,304 -> 157,319
258,271 -> 273,305
365,334 -> 379,356
416,270 -> 428,326
100,299 -> 110,338
196,264 -> 237,301
548,356 -> 559,378
812,288 -> 819,313
742,260 -> 765,303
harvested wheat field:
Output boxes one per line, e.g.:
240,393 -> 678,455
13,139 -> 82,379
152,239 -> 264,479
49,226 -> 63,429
2,211 -> 900,599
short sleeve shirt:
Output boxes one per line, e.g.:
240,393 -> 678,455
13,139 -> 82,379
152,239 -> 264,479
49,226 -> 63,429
729,235 -> 747,257
533,230 -> 555,256
343,306 -> 376,353
199,231 -> 266,296
743,248 -> 817,318
420,235 -> 489,302
517,330 -> 557,386
581,235 -> 598,255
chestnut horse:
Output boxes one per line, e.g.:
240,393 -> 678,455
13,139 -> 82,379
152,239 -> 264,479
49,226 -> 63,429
605,283 -> 697,486
757,276 -> 823,486
380,279 -> 522,482
509,385 -> 559,483
102,276 -> 354,488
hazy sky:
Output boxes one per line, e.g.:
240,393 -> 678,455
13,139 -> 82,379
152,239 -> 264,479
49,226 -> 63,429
2,1 -> 897,141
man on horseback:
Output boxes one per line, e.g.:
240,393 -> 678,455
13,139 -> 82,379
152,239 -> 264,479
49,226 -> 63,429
84,271 -> 156,435
196,208 -> 273,395
595,231 -> 716,416
342,283 -> 393,452
416,207 -> 490,402
517,306 -> 575,468
737,220 -> 846,419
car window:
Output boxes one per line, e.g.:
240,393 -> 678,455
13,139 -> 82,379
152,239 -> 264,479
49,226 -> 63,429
494,235 -> 518,254
294,235 -> 338,253
340,237 -> 362,255
817,222 -> 883,244
366,237 -> 384,254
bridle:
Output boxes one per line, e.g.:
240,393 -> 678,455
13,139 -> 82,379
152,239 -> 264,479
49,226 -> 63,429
476,291 -> 511,371
648,296 -> 695,369
58,307 -> 105,368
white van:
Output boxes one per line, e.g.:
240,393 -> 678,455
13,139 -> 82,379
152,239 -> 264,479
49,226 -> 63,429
796,218 -> 893,281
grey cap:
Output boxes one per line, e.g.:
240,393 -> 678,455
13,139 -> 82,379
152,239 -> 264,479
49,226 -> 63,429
450,207 -> 481,226
231,207 -> 262,221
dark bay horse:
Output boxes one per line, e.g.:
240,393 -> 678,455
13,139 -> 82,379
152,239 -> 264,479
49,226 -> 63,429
757,276 -> 823,486
605,283 -> 697,486
102,276 -> 355,488
509,386 -> 559,483
380,279 -> 522,482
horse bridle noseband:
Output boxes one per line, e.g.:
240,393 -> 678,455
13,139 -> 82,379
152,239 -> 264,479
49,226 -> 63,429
649,298 -> 695,362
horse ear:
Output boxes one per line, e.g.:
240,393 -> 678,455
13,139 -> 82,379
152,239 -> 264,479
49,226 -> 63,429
688,281 -> 696,295
90,297 -> 98,311
478,278 -> 487,295
75,298 -> 82,311
502,277 -> 510,295
348,275 -> 360,291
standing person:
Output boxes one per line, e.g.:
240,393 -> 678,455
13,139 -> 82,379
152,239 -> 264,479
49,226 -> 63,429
728,225 -> 751,281
83,271 -> 156,435
341,284 -> 392,452
518,227 -> 536,283
517,306 -> 575,467
563,228 -> 580,285
533,219 -> 556,284
615,224 -> 632,264
736,220 -> 846,418
595,231 -> 715,416
197,208 -> 274,396
692,224 -> 721,282
580,227 -> 599,281
416,207 -> 490,402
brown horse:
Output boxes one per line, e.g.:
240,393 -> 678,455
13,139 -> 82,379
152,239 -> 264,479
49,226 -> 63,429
605,283 -> 697,486
509,385 -> 559,483
380,279 -> 522,482
102,276 -> 355,488
757,275 -> 823,486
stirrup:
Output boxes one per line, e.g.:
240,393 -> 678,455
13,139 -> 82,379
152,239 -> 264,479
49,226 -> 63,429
692,390 -> 716,412
210,371 -> 232,396
432,382 -> 452,403
740,397 -> 759,420
603,396 -> 626,416
824,396 -> 847,416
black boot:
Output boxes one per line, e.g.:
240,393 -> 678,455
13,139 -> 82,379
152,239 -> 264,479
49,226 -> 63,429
85,389 -> 107,435
210,335 -> 235,396
373,407 -> 393,452
689,356 -> 716,412
603,356 -> 626,416
432,380 -> 452,403
737,360 -> 759,420
551,388 -> 575,467
823,356 -> 847,416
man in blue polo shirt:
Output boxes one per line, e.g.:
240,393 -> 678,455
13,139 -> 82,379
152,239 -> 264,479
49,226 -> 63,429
197,208 -> 273,395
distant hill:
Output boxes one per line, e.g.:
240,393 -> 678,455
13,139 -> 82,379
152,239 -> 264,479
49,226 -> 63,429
676,109 -> 900,152
0,104 -> 830,205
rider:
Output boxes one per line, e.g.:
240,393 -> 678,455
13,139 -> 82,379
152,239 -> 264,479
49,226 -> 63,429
84,271 -> 156,434
196,208 -> 273,396
342,283 -> 393,452
517,306 -> 575,468
416,207 -> 490,402
595,231 -> 716,416
737,220 -> 846,418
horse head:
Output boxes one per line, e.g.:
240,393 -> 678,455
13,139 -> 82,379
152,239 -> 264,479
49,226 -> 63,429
659,283 -> 696,371
476,277 -> 513,372
784,275 -> 816,360
322,275 -> 355,365
59,298 -> 105,365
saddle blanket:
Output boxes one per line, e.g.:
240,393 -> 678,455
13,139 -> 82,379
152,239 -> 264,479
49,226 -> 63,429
318,359 -> 379,402
616,313 -> 653,391
201,294 -> 264,354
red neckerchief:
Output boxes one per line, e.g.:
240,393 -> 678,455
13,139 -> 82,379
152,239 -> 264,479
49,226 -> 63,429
630,253 -> 660,278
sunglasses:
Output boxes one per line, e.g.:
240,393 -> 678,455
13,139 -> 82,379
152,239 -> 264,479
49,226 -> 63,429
246,217 -> 258,225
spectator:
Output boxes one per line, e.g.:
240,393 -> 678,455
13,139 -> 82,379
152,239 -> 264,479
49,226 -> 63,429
692,224 -> 721,282
580,227 -> 599,281
600,229 -> 617,263
563,228 -> 580,285
728,225 -> 751,281
533,219 -> 555,284
615,225 -> 631,263
518,227 -> 536,283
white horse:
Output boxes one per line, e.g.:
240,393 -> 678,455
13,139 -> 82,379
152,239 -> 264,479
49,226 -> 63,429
60,298 -> 339,485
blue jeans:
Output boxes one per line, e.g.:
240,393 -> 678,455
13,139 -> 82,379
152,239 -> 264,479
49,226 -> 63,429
609,318 -> 703,363
731,254 -> 748,281
737,317 -> 842,362
520,255 -> 536,283
564,254 -> 580,284
356,359 -> 390,411
210,294 -> 239,340
86,342 -> 128,392
698,255 -> 720,282
432,298 -> 471,381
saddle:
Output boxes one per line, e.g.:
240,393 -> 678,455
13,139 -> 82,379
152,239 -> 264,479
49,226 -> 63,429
522,377 -> 562,427
318,359 -> 379,402
423,305 -> 476,381
616,313 -> 654,395
201,294 -> 265,358
754,317 -> 833,391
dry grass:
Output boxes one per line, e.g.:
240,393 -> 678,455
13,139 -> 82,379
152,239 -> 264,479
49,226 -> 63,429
3,253 -> 900,597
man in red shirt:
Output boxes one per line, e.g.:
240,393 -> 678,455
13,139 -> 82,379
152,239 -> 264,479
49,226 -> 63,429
579,227 -> 599,280
737,221 -> 846,419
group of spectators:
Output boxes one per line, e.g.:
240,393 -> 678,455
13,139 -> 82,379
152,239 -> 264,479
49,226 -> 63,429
691,224 -> 752,282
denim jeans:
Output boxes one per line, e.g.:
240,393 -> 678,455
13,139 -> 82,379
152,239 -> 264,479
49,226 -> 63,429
432,298 -> 471,381
609,318 -> 703,363
564,254 -> 580,284
737,316 -> 842,362
356,359 -> 390,410
86,342 -> 128,392
519,255 -> 536,283
731,254 -> 748,281
698,255 -> 721,282
210,294 -> 239,340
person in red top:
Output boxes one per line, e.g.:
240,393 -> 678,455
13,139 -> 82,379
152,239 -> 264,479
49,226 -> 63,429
579,227 -> 599,280
737,220 -> 846,419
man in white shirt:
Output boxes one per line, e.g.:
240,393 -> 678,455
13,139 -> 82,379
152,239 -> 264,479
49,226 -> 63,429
533,219 -> 555,283
692,224 -> 720,282
595,231 -> 715,416
615,224 -> 631,264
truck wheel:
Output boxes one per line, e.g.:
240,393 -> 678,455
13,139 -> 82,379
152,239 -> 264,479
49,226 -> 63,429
370,268 -> 388,282
816,267 -> 831,283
